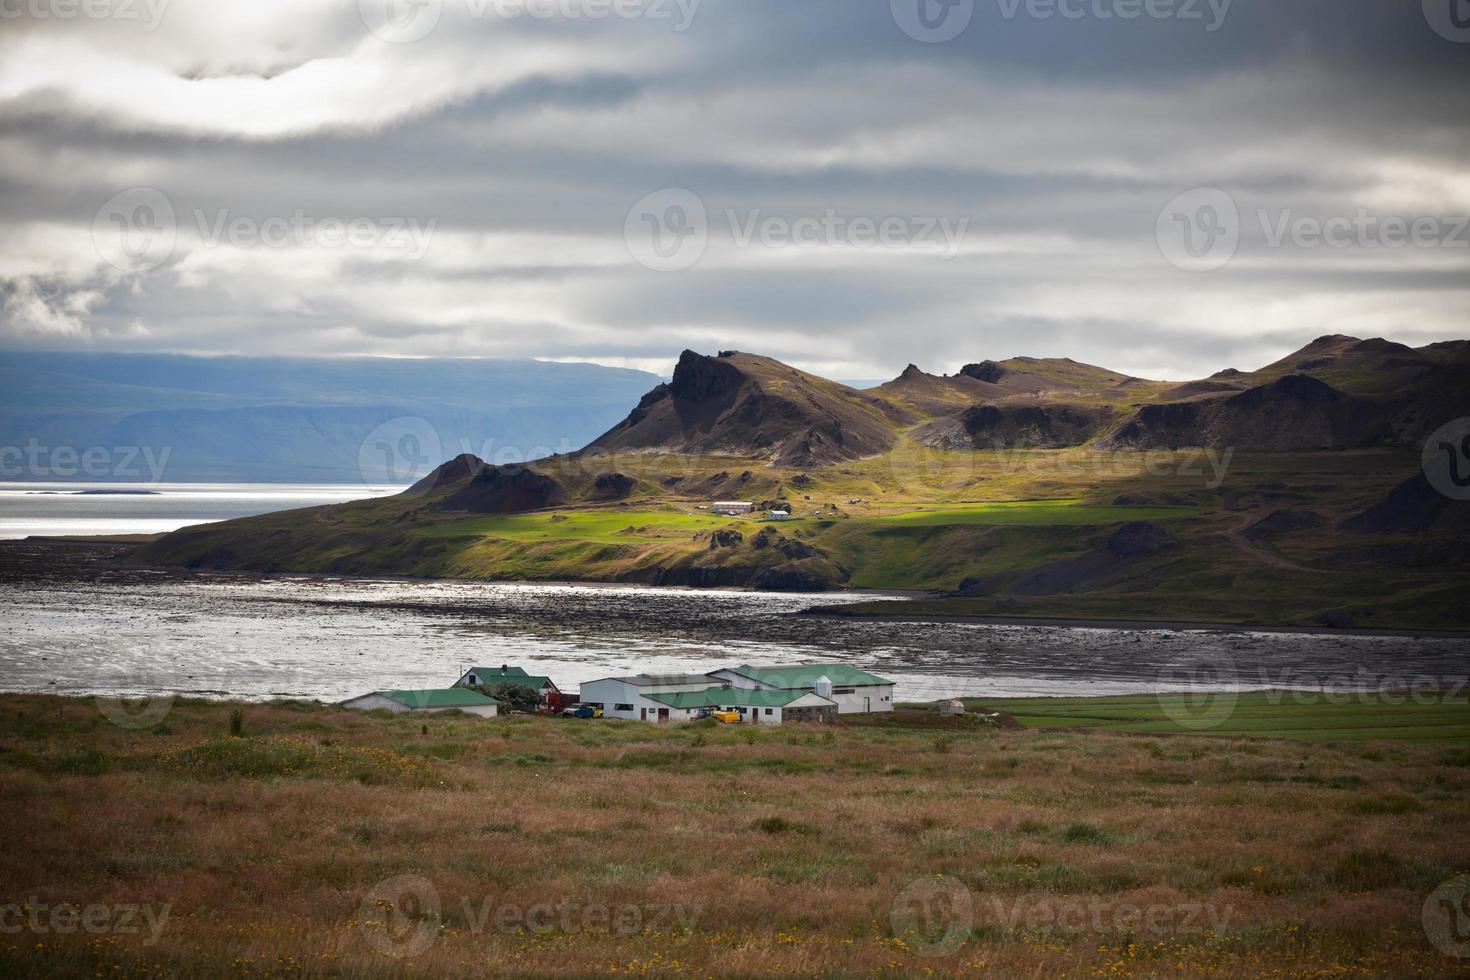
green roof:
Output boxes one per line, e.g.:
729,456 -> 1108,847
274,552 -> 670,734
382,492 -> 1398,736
721,664 -> 893,690
381,689 -> 498,709
462,668 -> 557,691
646,687 -> 830,709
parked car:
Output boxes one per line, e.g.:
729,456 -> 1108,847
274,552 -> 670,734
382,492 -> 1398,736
560,704 -> 603,719
696,708 -> 741,724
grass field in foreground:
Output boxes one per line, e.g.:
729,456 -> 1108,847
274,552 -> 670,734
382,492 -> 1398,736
975,690 -> 1470,743
2,695 -> 1467,978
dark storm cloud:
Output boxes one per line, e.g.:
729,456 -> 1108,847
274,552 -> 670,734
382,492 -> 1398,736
0,0 -> 1465,380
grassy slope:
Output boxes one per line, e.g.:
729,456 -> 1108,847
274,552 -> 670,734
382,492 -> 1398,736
2,694 -> 1467,978
967,691 -> 1470,743
129,443 -> 1470,627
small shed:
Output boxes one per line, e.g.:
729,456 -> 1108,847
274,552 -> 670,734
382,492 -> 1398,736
341,689 -> 499,718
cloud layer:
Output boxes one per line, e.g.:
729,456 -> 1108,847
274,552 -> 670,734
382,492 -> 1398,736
2,0 -> 1467,380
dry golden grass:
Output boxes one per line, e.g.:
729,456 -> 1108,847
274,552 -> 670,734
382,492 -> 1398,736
2,694 -> 1468,978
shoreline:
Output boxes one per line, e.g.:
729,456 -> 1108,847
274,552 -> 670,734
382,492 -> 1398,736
10,537 -> 1470,640
796,609 -> 1470,640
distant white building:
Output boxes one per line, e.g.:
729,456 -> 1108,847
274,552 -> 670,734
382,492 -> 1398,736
578,663 -> 894,723
708,664 -> 895,715
767,510 -> 790,521
712,501 -> 755,515
578,674 -> 722,723
341,689 -> 499,718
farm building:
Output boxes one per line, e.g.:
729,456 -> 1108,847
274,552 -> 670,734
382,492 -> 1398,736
341,689 -> 499,717
577,674 -> 719,723
578,662 -> 892,723
455,665 -> 562,708
712,501 -> 755,516
707,664 -> 895,715
648,686 -> 837,725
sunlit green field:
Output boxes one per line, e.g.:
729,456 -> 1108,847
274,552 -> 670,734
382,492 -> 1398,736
978,691 -> 1470,743
861,499 -> 1196,528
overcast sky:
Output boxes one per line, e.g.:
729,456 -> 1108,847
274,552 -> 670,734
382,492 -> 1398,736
1,0 -> 1467,381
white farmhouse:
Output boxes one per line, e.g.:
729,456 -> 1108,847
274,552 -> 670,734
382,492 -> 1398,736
340,689 -> 500,717
707,663 -> 895,715
577,673 -> 723,723
579,663 -> 893,723
712,501 -> 755,516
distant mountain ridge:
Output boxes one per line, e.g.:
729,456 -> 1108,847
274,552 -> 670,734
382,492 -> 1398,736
586,336 -> 1470,461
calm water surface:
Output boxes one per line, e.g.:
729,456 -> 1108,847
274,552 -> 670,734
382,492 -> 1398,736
0,482 -> 398,539
2,572 -> 1466,704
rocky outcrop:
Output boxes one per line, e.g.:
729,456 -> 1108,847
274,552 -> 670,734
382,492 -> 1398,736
915,403 -> 1110,450
589,472 -> 638,500
1098,375 -> 1382,451
586,350 -> 903,467
1340,474 -> 1470,534
425,457 -> 566,514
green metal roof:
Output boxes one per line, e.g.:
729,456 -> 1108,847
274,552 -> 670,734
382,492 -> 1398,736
381,689 -> 498,709
721,664 -> 893,690
646,687 -> 830,709
463,668 -> 557,691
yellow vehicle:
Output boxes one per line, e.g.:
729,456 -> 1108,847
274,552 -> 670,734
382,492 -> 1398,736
710,709 -> 741,725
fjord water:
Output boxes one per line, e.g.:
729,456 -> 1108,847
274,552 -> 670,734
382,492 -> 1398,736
0,482 -> 398,539
2,568 -> 1466,705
